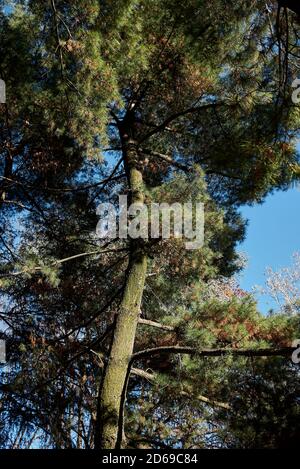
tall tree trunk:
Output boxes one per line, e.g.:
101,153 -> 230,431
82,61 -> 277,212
95,116 -> 148,449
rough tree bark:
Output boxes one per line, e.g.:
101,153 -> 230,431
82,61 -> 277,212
95,110 -> 148,449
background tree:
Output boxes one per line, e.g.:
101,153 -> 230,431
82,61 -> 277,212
256,252 -> 300,315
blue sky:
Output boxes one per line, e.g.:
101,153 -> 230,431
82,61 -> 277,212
238,186 -> 300,313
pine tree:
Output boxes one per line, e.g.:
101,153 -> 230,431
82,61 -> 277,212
0,0 -> 299,449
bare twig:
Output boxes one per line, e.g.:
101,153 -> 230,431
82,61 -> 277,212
138,318 -> 175,331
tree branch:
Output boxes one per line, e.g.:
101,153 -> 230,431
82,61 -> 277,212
140,148 -> 192,172
132,345 -> 295,360
138,318 -> 175,331
1,247 -> 128,278
179,390 -> 230,410
130,368 -> 230,409
0,159 -> 124,193
139,102 -> 227,143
